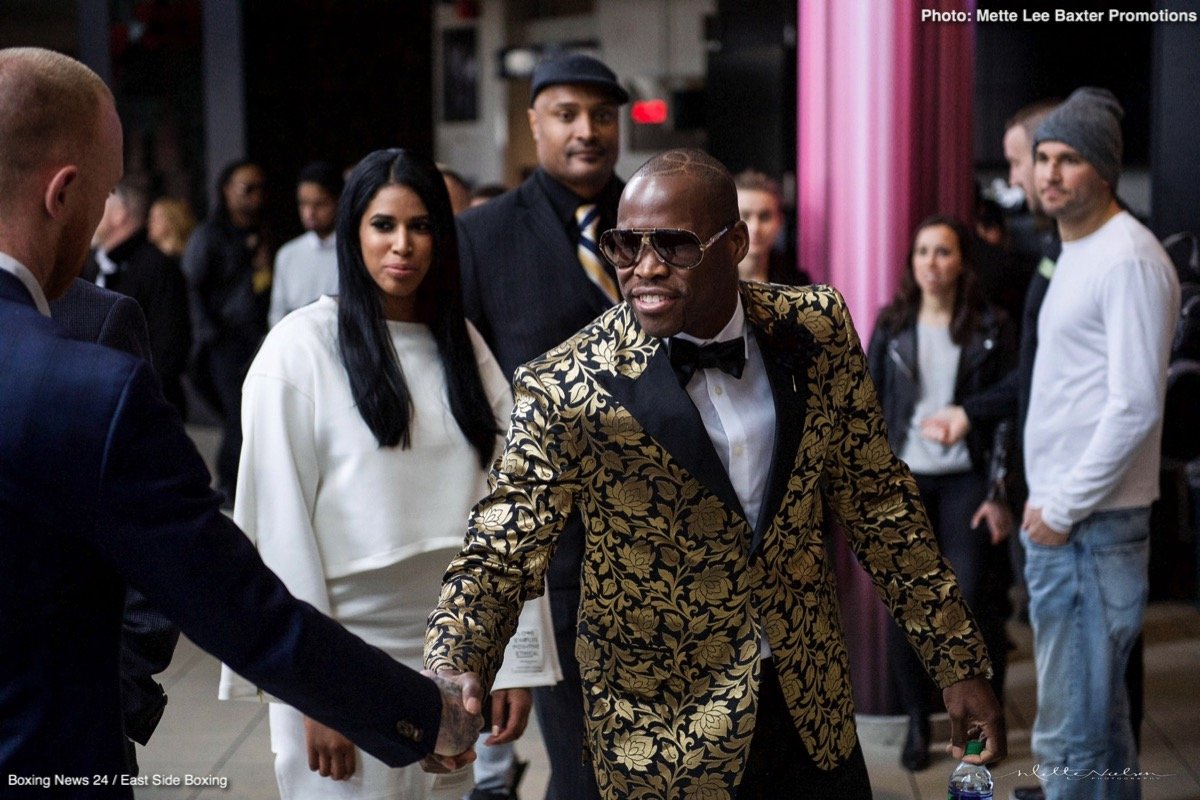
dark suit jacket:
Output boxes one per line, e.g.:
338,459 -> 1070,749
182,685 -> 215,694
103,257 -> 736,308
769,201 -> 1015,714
84,230 -> 192,414
457,170 -> 621,380
0,269 -> 441,793
456,170 -> 621,606
427,282 -> 990,798
49,279 -> 180,756
50,278 -> 151,363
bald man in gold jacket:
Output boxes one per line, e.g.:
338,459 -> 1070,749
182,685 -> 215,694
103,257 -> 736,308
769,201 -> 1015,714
426,149 -> 1005,800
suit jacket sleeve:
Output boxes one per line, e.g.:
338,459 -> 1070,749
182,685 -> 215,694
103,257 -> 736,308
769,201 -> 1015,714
92,293 -> 181,745
180,225 -> 217,349
821,293 -> 991,689
456,217 -> 491,345
91,362 -> 442,764
143,261 -> 192,381
425,362 -> 580,689
96,293 -> 152,363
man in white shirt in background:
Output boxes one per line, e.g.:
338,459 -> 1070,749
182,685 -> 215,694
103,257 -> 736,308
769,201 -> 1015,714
1020,87 -> 1180,800
269,161 -> 342,327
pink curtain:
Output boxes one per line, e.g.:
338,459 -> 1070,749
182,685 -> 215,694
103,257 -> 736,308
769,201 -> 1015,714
797,0 -> 975,335
796,0 -> 976,716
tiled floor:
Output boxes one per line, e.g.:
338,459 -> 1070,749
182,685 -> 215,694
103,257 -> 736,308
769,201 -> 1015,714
133,427 -> 1200,799
134,604 -> 1200,800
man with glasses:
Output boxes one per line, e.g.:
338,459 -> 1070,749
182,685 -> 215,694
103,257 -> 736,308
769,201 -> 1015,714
453,52 -> 628,800
182,159 -> 273,504
428,148 -> 1006,799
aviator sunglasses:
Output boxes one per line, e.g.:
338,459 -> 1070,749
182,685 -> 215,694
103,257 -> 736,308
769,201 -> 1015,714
597,223 -> 738,270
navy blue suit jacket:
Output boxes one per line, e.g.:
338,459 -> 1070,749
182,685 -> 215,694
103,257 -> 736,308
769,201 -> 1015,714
0,269 -> 441,793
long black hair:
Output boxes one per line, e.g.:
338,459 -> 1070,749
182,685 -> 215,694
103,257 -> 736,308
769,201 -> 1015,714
876,214 -> 985,345
335,148 -> 499,467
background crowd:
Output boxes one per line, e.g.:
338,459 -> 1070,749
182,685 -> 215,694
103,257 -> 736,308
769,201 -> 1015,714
3,41 -> 1197,800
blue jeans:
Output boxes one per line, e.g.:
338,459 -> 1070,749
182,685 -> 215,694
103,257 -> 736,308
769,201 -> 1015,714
1021,507 -> 1150,800
472,736 -> 515,793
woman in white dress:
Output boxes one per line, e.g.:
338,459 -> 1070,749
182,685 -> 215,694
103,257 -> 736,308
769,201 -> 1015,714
222,149 -> 538,799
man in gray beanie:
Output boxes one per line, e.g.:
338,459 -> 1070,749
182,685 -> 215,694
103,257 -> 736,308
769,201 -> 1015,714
1034,87 -> 1124,190
1018,88 -> 1180,800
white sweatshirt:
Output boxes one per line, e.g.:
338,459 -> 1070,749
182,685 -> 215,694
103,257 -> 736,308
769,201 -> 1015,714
1025,211 -> 1180,532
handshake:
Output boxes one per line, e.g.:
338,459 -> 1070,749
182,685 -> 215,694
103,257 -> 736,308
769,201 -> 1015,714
423,669 -> 487,773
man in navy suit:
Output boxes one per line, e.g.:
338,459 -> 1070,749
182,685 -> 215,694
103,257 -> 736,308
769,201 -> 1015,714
0,47 -> 481,793
454,53 -> 628,800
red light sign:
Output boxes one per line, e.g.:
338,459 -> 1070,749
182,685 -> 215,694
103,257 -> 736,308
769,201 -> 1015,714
631,99 -> 668,125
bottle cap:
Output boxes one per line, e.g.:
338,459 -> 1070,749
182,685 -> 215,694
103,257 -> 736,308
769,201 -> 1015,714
965,739 -> 984,756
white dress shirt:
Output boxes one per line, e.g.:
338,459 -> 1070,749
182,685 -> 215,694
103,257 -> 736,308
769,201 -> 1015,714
674,295 -> 777,654
0,251 -> 50,316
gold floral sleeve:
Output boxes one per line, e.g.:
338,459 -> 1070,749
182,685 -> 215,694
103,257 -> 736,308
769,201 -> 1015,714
821,291 -> 992,689
425,361 -> 580,689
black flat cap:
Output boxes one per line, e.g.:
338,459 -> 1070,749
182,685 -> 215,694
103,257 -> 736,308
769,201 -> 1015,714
529,53 -> 629,106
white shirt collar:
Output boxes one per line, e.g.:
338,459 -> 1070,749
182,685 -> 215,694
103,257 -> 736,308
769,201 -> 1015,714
673,294 -> 746,348
0,250 -> 51,317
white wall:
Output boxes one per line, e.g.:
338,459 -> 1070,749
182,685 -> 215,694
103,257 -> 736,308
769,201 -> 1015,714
434,0 -> 508,187
433,0 -> 715,185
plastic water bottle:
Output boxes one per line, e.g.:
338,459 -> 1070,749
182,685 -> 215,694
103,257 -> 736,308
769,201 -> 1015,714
947,739 -> 993,799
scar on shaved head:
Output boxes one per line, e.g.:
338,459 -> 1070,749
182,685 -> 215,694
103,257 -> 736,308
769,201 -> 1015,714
630,148 -> 740,228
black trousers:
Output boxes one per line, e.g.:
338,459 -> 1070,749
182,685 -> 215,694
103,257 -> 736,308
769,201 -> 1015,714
887,470 -> 1008,715
532,588 -> 602,800
736,660 -> 873,800
203,336 -> 259,498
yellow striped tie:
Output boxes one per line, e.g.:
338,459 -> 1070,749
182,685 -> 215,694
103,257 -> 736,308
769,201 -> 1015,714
576,204 -> 619,304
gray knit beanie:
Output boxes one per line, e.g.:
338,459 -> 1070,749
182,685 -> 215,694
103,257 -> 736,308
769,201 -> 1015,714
1033,87 -> 1124,188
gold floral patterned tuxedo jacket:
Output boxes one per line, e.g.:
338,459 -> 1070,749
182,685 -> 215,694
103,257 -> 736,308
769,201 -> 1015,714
426,282 -> 991,800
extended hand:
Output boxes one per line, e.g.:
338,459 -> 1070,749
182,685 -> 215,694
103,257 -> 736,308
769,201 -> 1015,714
303,716 -> 356,780
485,688 -> 533,746
919,405 -> 970,446
1022,502 -> 1068,546
971,500 -> 1013,545
420,669 -> 484,773
943,676 -> 1007,764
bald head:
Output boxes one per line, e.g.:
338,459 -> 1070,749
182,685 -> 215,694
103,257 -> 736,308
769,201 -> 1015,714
616,149 -> 748,339
0,48 -> 122,299
0,48 -> 111,203
629,149 -> 740,230
1003,99 -> 1059,214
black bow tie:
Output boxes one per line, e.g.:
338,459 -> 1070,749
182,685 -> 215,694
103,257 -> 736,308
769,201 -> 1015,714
668,337 -> 746,386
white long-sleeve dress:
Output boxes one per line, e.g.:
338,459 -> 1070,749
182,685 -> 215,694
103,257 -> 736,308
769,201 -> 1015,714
219,296 -> 558,800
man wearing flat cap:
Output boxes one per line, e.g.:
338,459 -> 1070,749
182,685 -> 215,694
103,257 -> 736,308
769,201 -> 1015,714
1021,87 -> 1180,800
451,52 -> 629,800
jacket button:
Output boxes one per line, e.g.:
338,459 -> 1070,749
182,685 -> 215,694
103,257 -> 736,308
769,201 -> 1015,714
396,720 -> 423,742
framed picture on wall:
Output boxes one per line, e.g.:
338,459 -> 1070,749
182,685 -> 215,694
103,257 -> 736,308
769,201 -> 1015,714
443,28 -> 478,122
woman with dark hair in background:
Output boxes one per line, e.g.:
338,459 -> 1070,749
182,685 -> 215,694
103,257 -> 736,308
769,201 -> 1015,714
866,215 -> 1015,772
181,158 -> 273,500
220,149 -> 547,799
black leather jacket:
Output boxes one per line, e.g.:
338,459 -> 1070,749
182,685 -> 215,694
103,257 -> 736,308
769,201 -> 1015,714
866,305 -> 1016,494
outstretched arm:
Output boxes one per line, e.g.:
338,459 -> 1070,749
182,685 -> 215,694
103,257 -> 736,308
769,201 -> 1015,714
425,364 -> 581,689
